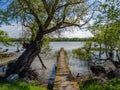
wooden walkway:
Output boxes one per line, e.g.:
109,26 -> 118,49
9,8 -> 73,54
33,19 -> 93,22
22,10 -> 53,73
53,48 -> 79,90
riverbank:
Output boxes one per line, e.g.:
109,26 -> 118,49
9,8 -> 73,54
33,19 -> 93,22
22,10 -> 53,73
79,78 -> 120,90
0,53 -> 20,66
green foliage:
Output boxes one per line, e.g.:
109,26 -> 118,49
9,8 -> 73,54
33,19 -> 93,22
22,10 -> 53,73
6,37 -> 93,42
8,38 -> 30,42
79,78 -> 120,90
0,81 -> 47,90
72,48 -> 91,60
89,0 -> 120,58
0,9 -> 9,25
0,30 -> 9,41
50,38 -> 93,41
72,40 -> 93,60
41,35 -> 50,51
0,30 -> 12,46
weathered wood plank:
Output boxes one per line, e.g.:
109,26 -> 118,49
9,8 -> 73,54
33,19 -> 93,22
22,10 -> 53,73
53,48 -> 79,90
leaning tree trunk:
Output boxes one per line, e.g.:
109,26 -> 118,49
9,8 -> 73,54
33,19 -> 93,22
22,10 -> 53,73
6,32 -> 43,77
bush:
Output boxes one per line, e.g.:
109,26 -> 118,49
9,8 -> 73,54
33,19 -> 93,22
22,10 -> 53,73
0,81 -> 47,90
79,78 -> 120,90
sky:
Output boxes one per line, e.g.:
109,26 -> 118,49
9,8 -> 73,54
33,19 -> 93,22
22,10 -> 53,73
0,23 -> 93,38
0,24 -> 23,38
61,29 -> 93,38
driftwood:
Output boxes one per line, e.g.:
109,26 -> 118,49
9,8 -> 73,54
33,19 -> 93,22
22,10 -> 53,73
0,52 -> 14,57
90,65 -> 106,75
19,67 -> 39,80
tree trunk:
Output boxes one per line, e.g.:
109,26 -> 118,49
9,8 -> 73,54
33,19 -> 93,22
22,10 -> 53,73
99,43 -> 102,59
116,50 -> 120,62
6,32 -> 43,77
104,18 -> 109,58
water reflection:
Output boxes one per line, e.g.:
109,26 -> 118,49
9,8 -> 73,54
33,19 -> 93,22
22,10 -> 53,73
31,52 -> 57,84
68,58 -> 89,75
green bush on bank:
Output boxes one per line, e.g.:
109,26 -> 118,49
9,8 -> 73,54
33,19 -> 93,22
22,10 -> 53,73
79,78 -> 120,90
0,81 -> 47,90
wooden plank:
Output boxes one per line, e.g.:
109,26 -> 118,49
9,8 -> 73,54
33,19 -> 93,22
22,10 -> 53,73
53,48 -> 79,90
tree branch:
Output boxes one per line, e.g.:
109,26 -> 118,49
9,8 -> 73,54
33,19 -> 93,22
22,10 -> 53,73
38,54 -> 47,69
18,0 -> 42,27
44,0 -> 59,28
44,23 -> 62,34
57,1 -> 86,10
41,0 -> 50,14
44,11 -> 94,35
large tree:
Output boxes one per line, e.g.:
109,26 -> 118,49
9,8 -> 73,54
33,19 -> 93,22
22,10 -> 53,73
89,0 -> 120,68
1,0 -> 96,76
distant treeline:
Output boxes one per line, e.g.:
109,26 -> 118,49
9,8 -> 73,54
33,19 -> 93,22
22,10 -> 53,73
50,38 -> 93,41
8,38 -> 30,42
6,37 -> 93,42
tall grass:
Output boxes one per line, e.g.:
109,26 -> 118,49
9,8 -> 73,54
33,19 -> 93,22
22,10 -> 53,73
0,81 -> 47,90
79,78 -> 120,90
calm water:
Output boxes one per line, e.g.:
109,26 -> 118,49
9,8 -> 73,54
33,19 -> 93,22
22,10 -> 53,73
0,41 -> 89,84
50,41 -> 85,50
0,41 -> 84,51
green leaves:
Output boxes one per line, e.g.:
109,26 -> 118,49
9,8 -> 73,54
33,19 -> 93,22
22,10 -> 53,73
90,0 -> 120,52
79,78 -> 120,90
0,30 -> 8,41
0,30 -> 11,45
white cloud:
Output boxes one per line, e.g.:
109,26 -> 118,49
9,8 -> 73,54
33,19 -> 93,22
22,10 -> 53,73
0,24 -> 23,38
61,28 -> 93,38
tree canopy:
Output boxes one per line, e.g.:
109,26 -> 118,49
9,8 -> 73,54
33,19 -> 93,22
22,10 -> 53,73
3,0 -> 95,37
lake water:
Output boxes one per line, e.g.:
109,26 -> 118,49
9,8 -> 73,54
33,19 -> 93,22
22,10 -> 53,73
0,41 -> 85,51
0,41 -> 89,84
50,41 -> 85,50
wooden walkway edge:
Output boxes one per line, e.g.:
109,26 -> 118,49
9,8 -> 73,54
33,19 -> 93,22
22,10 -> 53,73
53,48 -> 79,90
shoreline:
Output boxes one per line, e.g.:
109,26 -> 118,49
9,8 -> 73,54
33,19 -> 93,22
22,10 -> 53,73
0,53 -> 20,66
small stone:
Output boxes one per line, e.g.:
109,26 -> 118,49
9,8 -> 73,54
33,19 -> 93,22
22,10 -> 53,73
23,77 -> 30,83
6,74 -> 19,82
